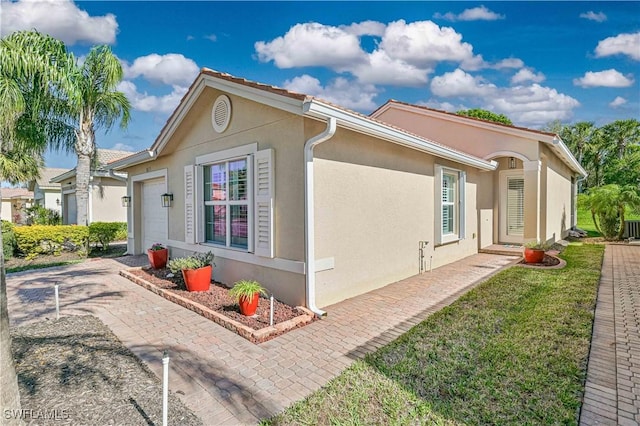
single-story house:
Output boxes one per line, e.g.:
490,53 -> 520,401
370,100 -> 587,247
50,149 -> 131,225
0,188 -> 34,224
109,69 -> 585,314
27,167 -> 67,214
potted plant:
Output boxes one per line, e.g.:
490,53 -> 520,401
523,241 -> 550,263
229,280 -> 267,316
147,243 -> 168,269
167,251 -> 214,292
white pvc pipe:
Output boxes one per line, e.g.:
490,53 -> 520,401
54,284 -> 60,320
162,351 -> 169,426
270,295 -> 274,327
303,115 -> 337,317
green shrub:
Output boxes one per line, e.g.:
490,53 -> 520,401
1,220 -> 16,259
14,225 -> 89,260
24,205 -> 62,225
89,222 -> 127,251
168,252 -> 214,273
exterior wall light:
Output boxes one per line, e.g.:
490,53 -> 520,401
56,198 -> 61,206
121,195 -> 131,207
508,157 -> 516,169
161,193 -> 173,208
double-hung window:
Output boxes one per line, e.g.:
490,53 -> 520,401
186,143 -> 274,258
203,158 -> 249,249
435,165 -> 466,245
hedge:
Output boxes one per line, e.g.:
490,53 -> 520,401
2,220 -> 16,259
89,222 -> 127,251
14,225 -> 89,260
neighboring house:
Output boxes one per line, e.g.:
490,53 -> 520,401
50,149 -> 131,225
108,69 -> 585,314
0,188 -> 34,224
370,100 -> 587,248
27,167 -> 67,214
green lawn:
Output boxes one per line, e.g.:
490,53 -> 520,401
266,244 -> 604,426
578,206 -> 640,237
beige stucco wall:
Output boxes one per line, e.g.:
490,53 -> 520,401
91,177 -> 127,223
42,190 -> 62,213
1,200 -> 12,222
122,87 -> 309,307
312,125 -> 480,308
542,145 -> 572,241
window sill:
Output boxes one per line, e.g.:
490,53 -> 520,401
435,237 -> 461,248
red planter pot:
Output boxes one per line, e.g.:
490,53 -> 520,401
147,248 -> 168,269
238,292 -> 260,316
182,265 -> 212,292
524,248 -> 545,263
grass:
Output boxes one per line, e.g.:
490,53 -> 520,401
266,244 -> 604,426
577,205 -> 640,238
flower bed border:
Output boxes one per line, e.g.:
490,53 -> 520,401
516,253 -> 567,270
120,267 -> 315,344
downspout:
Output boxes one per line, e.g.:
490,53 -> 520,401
304,116 -> 337,317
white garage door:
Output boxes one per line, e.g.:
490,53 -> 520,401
65,193 -> 77,225
141,178 -> 168,251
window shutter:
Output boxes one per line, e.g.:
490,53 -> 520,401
459,171 -> 466,239
195,166 -> 204,243
507,177 -> 524,236
434,166 -> 443,245
184,164 -> 196,244
254,149 -> 274,258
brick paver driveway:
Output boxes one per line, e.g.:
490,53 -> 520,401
581,244 -> 640,426
7,252 -> 518,425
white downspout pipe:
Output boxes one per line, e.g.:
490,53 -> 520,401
304,116 -> 337,317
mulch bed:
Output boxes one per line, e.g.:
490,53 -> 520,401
122,267 -> 316,343
11,315 -> 202,426
517,253 -> 566,269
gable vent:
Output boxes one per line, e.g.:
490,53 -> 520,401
211,95 -> 231,133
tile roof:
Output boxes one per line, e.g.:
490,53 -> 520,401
95,149 -> 135,168
1,188 -> 34,199
375,100 -> 558,138
33,168 -> 68,188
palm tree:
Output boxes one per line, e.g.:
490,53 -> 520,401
56,46 -> 131,226
0,30 -> 74,423
579,184 -> 640,240
602,119 -> 640,160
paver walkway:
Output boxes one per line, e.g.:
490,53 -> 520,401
581,244 -> 640,426
7,252 -> 518,425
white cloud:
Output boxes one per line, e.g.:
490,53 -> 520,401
609,96 -> 628,108
580,11 -> 607,22
573,69 -> 634,88
117,81 -> 188,113
431,69 -> 497,97
204,34 -> 217,42
430,69 -> 579,126
379,20 -> 484,69
595,32 -> 640,60
511,68 -> 546,84
417,99 -> 466,113
0,0 -> 118,44
110,143 -> 134,152
255,22 -> 367,69
340,20 -> 386,36
123,54 -> 199,86
492,58 -> 525,70
283,74 -> 379,111
434,6 -> 504,22
351,50 -> 430,86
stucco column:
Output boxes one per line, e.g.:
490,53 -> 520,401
523,160 -> 541,243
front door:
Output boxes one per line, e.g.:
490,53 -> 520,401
500,171 -> 524,244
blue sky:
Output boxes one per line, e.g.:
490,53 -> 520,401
1,1 -> 638,169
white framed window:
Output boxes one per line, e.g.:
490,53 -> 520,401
203,157 -> 250,249
435,165 -> 466,245
185,143 -> 274,258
